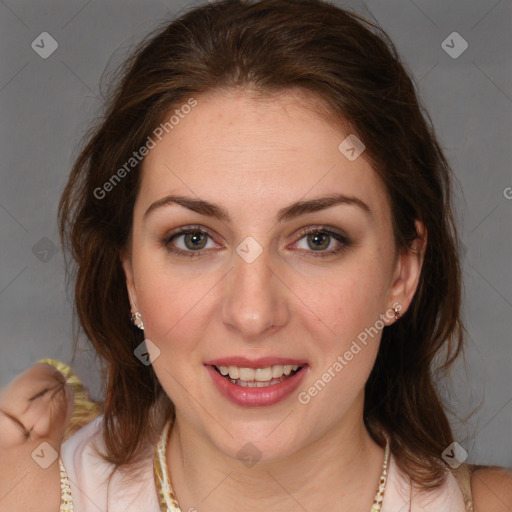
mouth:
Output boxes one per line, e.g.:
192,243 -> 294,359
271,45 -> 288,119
210,363 -> 306,388
205,359 -> 309,407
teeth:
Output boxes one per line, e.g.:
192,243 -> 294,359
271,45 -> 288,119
236,378 -> 284,388
228,367 -> 239,380
271,365 -> 283,379
216,364 -> 301,382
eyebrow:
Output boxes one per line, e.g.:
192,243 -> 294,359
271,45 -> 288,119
143,193 -> 372,223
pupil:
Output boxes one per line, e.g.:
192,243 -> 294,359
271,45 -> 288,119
308,232 -> 329,250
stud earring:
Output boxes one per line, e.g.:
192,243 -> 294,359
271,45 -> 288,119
393,306 -> 401,320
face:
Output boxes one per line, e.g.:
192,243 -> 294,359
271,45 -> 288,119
121,88 -> 425,462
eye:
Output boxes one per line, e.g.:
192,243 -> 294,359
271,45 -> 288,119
161,225 -> 351,259
294,227 -> 350,257
161,225 -> 219,257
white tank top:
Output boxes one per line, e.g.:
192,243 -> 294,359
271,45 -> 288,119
59,415 -> 469,512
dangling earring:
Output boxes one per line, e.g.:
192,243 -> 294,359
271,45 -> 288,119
128,290 -> 144,330
131,310 -> 144,330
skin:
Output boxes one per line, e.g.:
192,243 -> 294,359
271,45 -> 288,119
121,87 -> 427,512
0,363 -> 73,512
471,468 -> 512,511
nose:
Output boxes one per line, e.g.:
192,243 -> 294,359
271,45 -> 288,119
220,245 -> 290,340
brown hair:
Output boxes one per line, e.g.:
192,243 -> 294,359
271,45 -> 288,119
58,0 -> 466,488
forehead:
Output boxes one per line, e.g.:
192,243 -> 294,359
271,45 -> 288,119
136,89 -> 390,225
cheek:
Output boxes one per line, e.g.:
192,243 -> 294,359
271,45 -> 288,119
133,254 -> 219,359
297,259 -> 390,343
133,250 -> 193,331
297,271 -> 384,416
138,279 -> 206,343
293,258 -> 390,403
135,266 -> 207,401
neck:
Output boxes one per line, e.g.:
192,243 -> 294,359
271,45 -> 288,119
166,398 -> 385,512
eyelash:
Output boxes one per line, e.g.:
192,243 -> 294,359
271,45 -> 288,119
161,225 -> 351,259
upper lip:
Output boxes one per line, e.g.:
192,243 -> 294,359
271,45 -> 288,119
204,357 -> 308,368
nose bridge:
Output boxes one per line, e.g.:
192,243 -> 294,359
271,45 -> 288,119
221,243 -> 288,337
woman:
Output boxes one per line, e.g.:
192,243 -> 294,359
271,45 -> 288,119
1,0 -> 511,510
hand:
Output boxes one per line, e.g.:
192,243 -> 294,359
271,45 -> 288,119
0,362 -> 74,449
0,363 -> 74,512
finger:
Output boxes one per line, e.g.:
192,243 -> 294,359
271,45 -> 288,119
24,381 -> 75,444
0,365 -> 75,448
0,408 -> 29,448
0,363 -> 68,412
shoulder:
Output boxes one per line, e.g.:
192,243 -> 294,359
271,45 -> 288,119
471,466 -> 512,512
61,414 -> 106,470
60,415 -> 112,511
61,413 -> 104,460
61,415 -> 161,512
382,453 -> 468,512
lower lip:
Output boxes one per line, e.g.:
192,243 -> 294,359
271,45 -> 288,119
206,364 -> 308,407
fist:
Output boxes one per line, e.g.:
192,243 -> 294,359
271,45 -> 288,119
0,363 -> 74,512
0,362 -> 74,449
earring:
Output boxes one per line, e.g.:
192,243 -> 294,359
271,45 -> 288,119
131,310 -> 144,330
128,289 -> 144,330
393,306 -> 401,320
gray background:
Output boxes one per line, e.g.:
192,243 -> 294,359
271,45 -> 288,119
0,0 -> 510,469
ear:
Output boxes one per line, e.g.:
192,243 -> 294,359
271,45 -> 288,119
120,248 -> 138,309
387,219 -> 427,317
